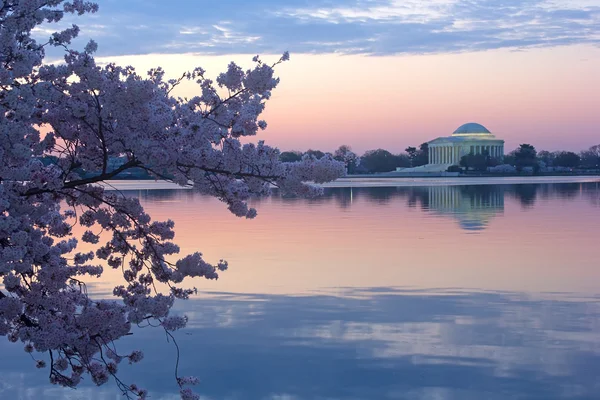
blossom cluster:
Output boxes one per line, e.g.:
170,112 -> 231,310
0,1 -> 344,399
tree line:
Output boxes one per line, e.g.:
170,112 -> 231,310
460,144 -> 600,173
281,144 -> 600,174
280,143 -> 430,174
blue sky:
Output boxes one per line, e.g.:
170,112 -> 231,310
41,0 -> 600,56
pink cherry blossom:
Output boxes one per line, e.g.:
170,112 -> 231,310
0,1 -> 344,398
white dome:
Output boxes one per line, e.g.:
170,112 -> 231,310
453,123 -> 491,135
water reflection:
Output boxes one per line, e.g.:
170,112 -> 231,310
2,181 -> 600,398
175,289 -> 600,399
76,182 -> 600,296
132,181 -> 599,207
2,288 -> 599,399
426,186 -> 504,231
129,182 -> 600,232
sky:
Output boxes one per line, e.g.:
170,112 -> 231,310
38,0 -> 600,153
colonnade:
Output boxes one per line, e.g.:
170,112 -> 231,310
428,144 -> 504,165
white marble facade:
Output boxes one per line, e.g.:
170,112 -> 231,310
427,123 -> 504,166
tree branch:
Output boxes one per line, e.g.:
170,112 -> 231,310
22,159 -> 141,197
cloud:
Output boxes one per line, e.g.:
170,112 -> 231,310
2,288 -> 600,398
36,0 -> 600,56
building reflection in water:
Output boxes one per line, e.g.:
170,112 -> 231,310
127,182 -> 598,236
427,186 -> 504,232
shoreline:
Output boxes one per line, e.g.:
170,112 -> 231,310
323,175 -> 600,188
102,175 -> 600,190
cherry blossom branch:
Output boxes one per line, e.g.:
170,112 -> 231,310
22,159 -> 141,196
1,2 -> 339,399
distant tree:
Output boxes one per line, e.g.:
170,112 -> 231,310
414,142 -> 429,166
394,153 -> 412,168
459,149 -> 498,172
459,154 -> 470,170
279,151 -> 303,162
488,164 -> 517,174
514,144 -> 538,171
404,143 -> 428,167
361,149 -> 406,173
405,146 -> 418,166
553,151 -> 580,168
354,163 -> 370,174
334,145 -> 359,174
333,145 -> 352,159
305,149 -> 325,159
460,153 -> 488,172
537,150 -> 556,167
503,150 -> 517,166
580,145 -> 600,169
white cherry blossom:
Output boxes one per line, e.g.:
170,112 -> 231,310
0,1 -> 344,399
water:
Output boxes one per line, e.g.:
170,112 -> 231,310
2,180 -> 600,399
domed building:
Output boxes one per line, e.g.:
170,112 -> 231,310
427,122 -> 504,167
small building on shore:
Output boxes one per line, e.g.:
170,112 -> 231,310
394,122 -> 505,175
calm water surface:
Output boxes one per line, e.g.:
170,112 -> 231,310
2,180 -> 600,399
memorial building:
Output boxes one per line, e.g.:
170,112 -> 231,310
427,122 -> 504,167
